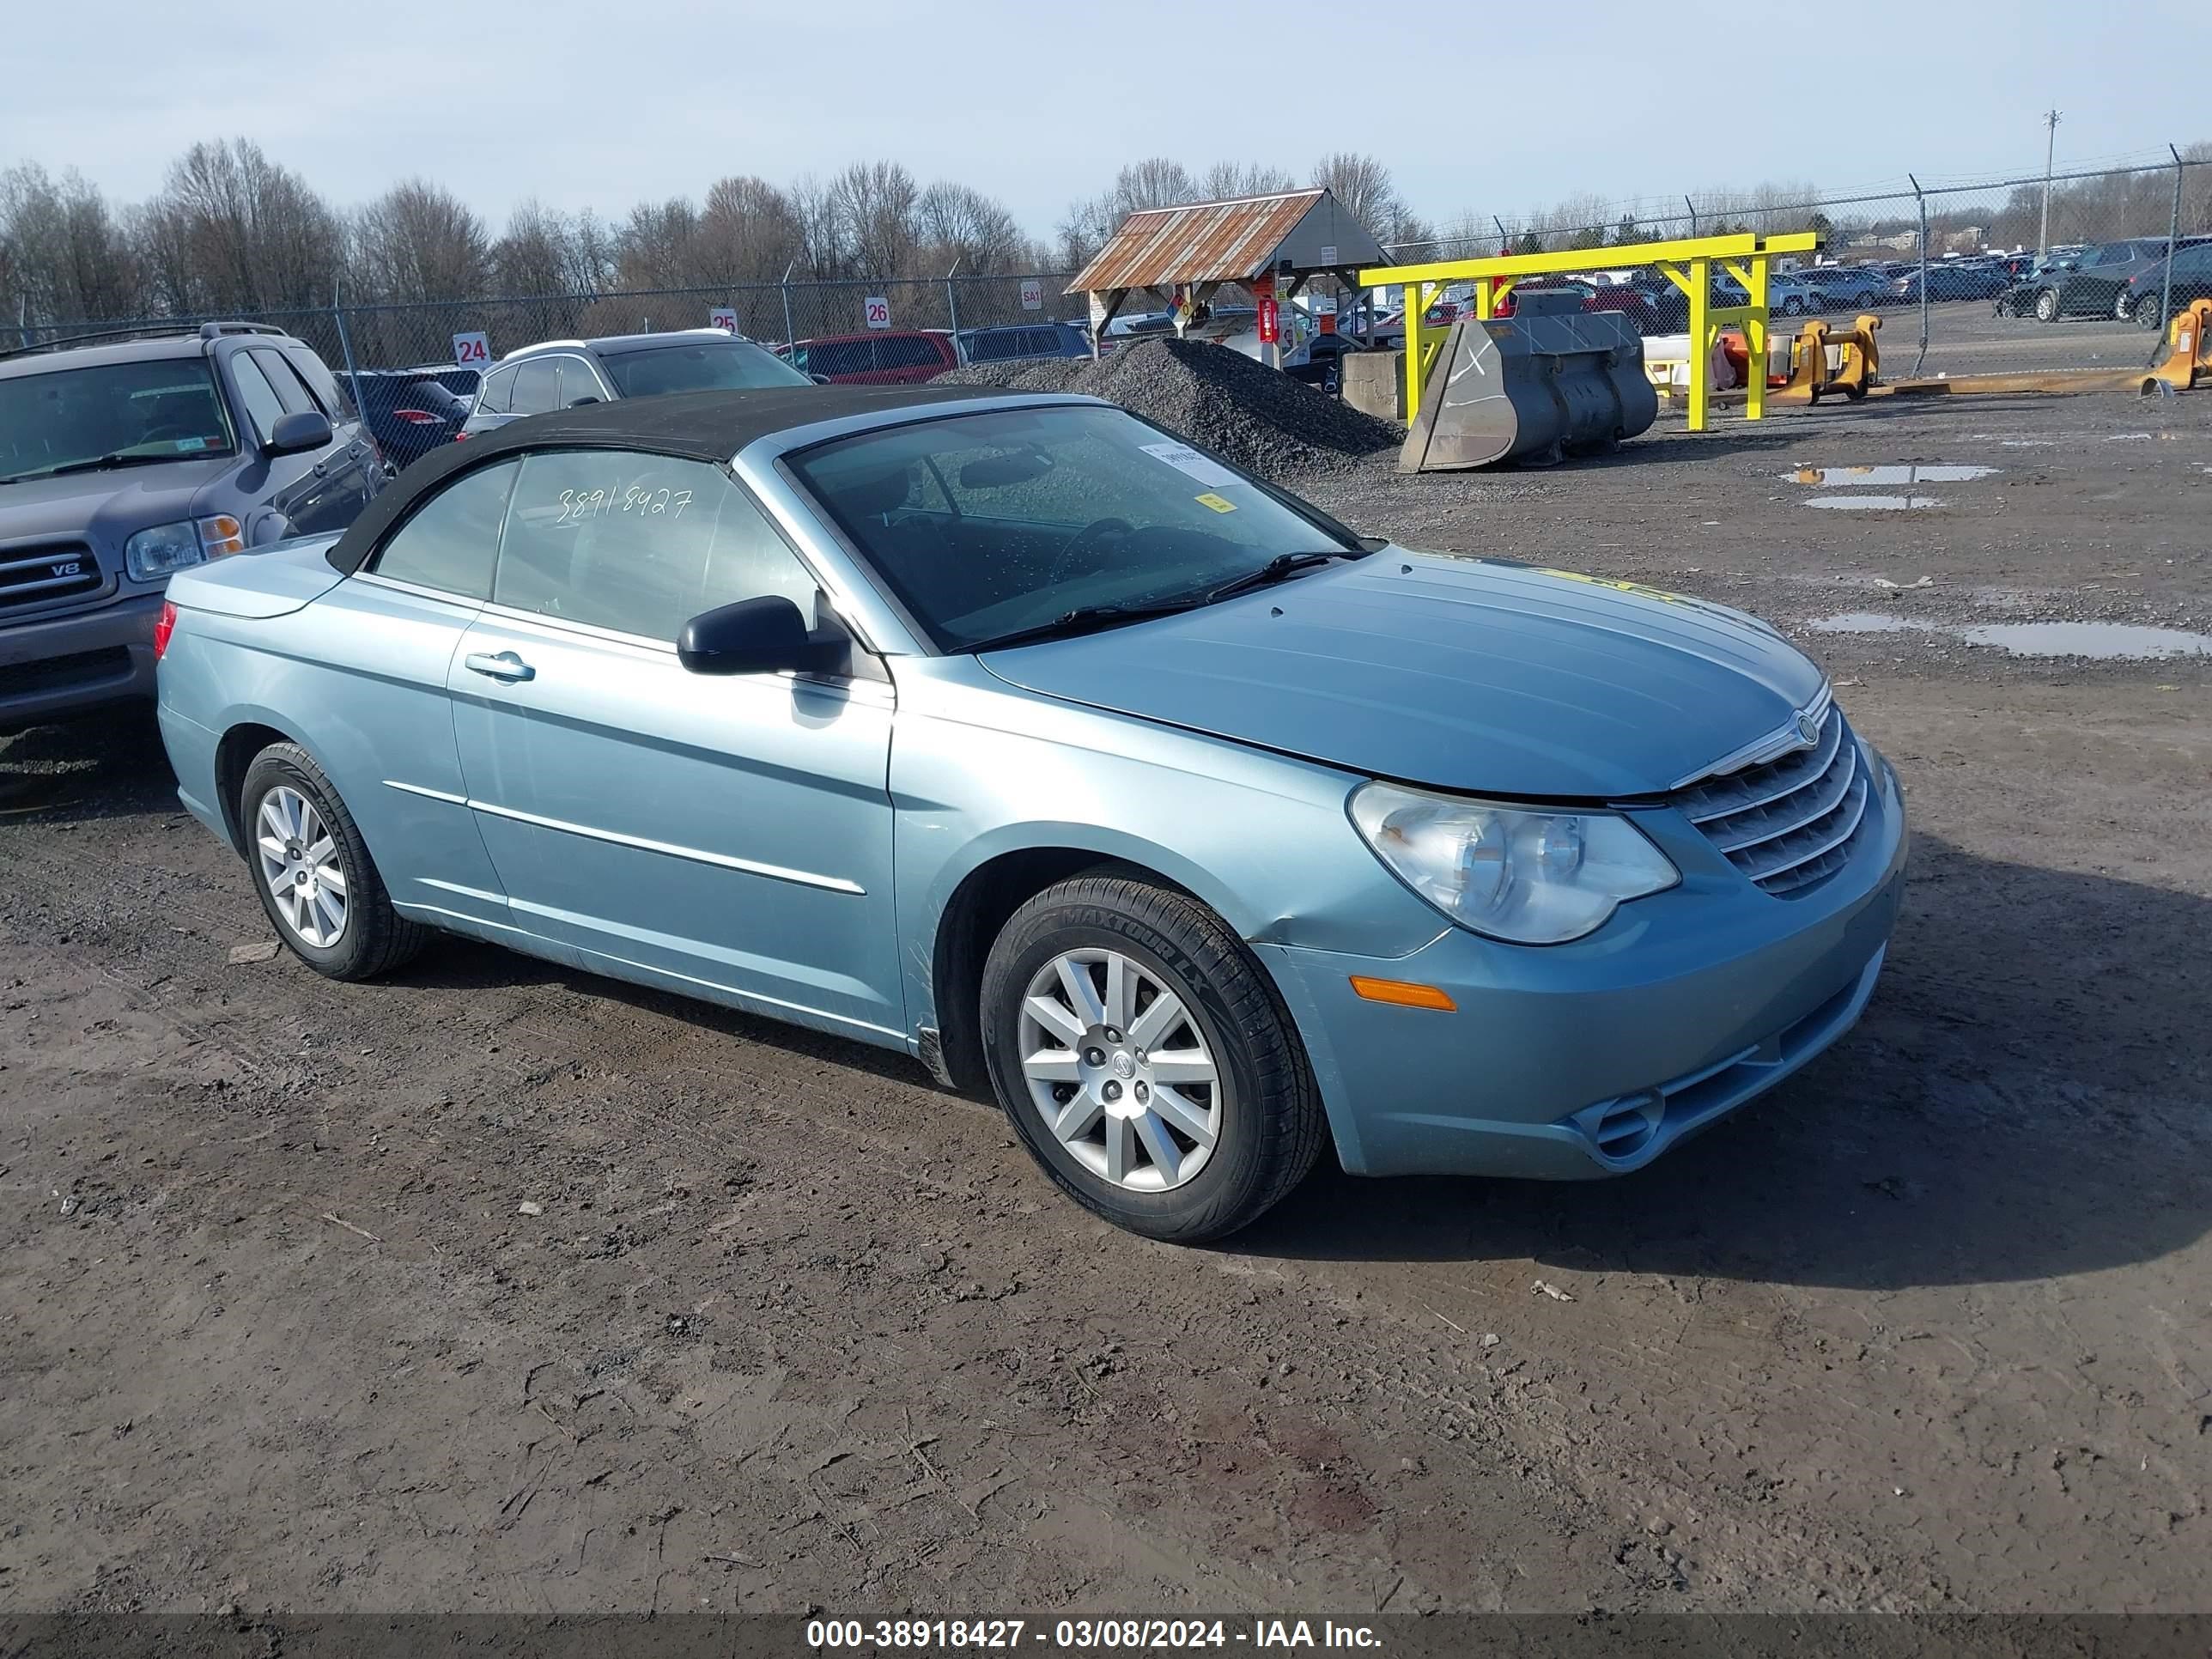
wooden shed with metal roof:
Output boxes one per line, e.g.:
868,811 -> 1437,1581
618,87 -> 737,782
1066,188 -> 1386,360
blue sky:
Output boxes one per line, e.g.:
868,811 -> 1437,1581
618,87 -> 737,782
6,0 -> 2206,235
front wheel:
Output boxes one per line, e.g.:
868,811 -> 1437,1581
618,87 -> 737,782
240,743 -> 426,980
1779,295 -> 1803,315
2034,289 -> 2061,323
980,874 -> 1325,1242
2137,297 -> 2168,333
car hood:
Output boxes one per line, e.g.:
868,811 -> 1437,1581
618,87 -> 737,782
976,551 -> 1827,800
0,456 -> 237,542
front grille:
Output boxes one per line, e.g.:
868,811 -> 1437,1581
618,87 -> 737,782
0,542 -> 103,611
1674,705 -> 1870,896
0,646 -> 132,698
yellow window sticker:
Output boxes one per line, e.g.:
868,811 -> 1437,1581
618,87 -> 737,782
1194,492 -> 1237,514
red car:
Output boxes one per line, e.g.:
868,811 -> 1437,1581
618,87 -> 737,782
784,330 -> 956,385
1494,278 -> 1658,332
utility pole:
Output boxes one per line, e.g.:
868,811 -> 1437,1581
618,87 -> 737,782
2037,108 -> 2062,258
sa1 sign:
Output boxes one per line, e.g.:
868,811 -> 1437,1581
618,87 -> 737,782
1019,278 -> 1043,312
451,331 -> 490,370
708,307 -> 738,333
862,295 -> 891,330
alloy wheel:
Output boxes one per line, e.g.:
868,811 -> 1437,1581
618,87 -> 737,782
1017,947 -> 1223,1192
255,785 -> 349,948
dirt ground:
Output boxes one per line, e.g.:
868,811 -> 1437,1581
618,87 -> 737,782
2,389 -> 2208,1619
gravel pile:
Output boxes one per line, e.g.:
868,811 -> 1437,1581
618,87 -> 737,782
938,337 -> 1401,481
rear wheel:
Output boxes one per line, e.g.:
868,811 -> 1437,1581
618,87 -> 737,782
980,874 -> 1324,1243
240,743 -> 426,981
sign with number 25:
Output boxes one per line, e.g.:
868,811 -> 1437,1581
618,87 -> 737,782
862,296 -> 891,330
451,331 -> 490,369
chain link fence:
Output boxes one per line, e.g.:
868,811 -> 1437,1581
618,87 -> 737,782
1381,153 -> 2210,381
10,270 -> 1082,391
15,155 -> 2209,398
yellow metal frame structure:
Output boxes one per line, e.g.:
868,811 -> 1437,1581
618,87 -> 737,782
1362,231 -> 1820,433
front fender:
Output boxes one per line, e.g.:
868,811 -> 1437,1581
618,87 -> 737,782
888,658 -> 1446,1042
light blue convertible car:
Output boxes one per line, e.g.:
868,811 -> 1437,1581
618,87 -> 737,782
155,386 -> 1907,1241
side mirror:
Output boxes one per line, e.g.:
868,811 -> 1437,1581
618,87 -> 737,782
678,594 -> 842,676
267,410 -> 333,455
567,395 -> 600,407
811,373 -> 831,385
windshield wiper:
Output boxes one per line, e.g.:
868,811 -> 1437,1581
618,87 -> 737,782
37,452 -> 188,480
969,600 -> 1204,653
1206,550 -> 1358,604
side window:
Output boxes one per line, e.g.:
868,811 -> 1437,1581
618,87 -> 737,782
508,358 -> 561,416
371,459 -> 519,599
228,352 -> 288,446
495,451 -> 818,642
556,356 -> 605,407
809,340 -> 870,377
887,335 -> 949,370
281,348 -> 353,419
475,367 -> 514,415
251,348 -> 318,416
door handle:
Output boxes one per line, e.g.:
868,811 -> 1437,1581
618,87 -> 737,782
465,650 -> 535,683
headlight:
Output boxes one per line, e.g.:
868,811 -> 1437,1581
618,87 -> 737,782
124,515 -> 244,582
1350,781 -> 1678,945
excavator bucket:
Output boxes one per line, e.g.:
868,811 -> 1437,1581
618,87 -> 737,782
1399,292 -> 1658,471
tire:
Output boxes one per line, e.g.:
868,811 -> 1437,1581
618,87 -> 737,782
239,742 -> 427,981
2034,289 -> 2060,323
979,874 -> 1325,1243
2137,296 -> 2168,333
1852,291 -> 1875,311
2115,291 -> 2134,320
1780,295 -> 1802,315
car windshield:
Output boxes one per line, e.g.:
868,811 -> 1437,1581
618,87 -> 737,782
600,340 -> 811,398
788,403 -> 1360,652
0,357 -> 235,483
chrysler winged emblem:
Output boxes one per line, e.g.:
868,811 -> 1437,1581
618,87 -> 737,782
1793,708 -> 1823,745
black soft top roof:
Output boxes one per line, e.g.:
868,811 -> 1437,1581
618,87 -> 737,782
323,383 -> 1033,574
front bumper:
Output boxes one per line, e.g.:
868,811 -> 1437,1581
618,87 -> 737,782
1258,759 -> 1909,1180
0,592 -> 163,731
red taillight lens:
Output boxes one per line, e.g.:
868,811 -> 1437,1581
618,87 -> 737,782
153,601 -> 177,660
392,408 -> 439,424
452,430 -> 469,441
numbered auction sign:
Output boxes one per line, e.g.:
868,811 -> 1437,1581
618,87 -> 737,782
708,307 -> 738,333
1019,278 -> 1043,312
452,331 -> 491,370
863,296 -> 891,330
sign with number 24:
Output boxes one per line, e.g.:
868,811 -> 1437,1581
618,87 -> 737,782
452,331 -> 490,369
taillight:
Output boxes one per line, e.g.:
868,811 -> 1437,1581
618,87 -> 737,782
153,601 -> 177,660
452,430 -> 470,441
392,408 -> 439,424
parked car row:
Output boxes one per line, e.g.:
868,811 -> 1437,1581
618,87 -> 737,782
1996,236 -> 2212,322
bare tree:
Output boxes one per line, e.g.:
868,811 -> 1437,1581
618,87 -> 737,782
617,198 -> 701,289
787,174 -> 847,280
1195,161 -> 1296,201
141,139 -> 342,315
696,175 -> 805,285
354,179 -> 489,303
832,161 -> 921,279
915,180 -> 1025,274
0,164 -> 144,325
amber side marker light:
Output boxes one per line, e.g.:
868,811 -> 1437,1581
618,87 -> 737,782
1348,976 -> 1457,1012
